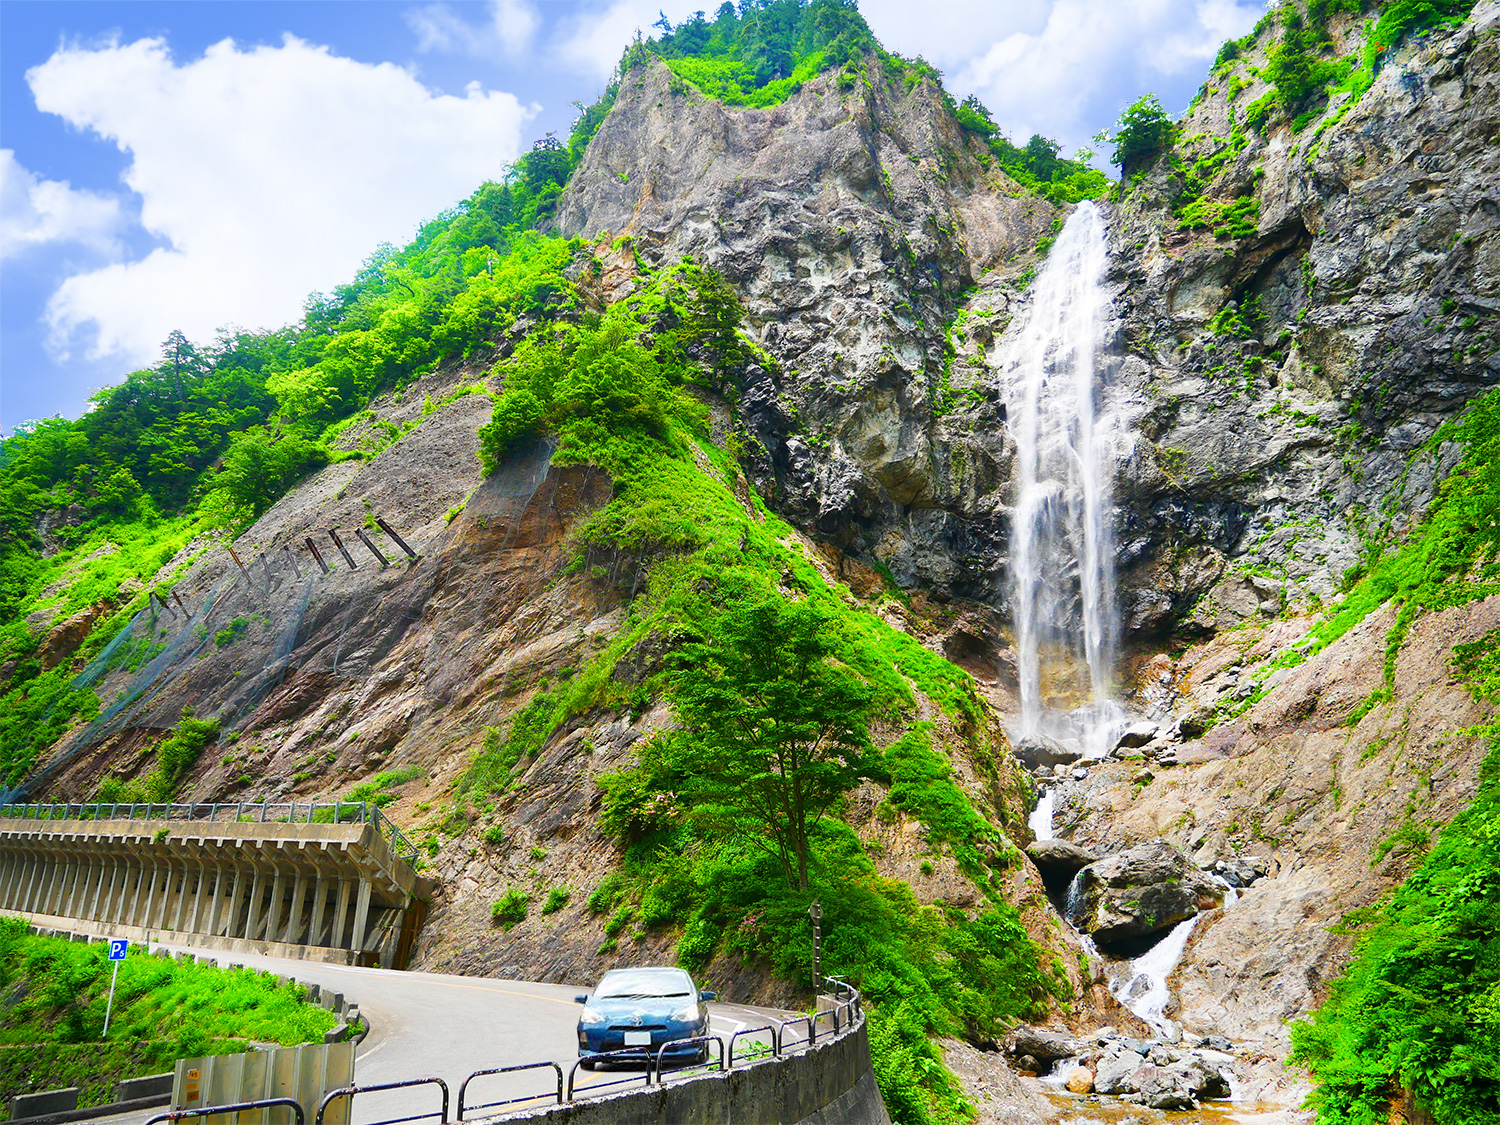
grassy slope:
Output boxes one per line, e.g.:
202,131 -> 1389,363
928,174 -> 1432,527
0,920 -> 337,1111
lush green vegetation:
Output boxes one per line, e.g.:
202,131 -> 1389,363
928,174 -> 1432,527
95,710 -> 218,803
0,920 -> 336,1108
951,96 -> 1109,203
463,235 -> 1057,1122
1264,376 -> 1500,1121
1102,93 -> 1175,174
646,0 -> 877,107
1290,636 -> 1500,1123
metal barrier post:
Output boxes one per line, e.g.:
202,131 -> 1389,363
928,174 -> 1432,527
146,1097 -> 306,1125
315,1078 -> 449,1125
456,1062 -> 564,1118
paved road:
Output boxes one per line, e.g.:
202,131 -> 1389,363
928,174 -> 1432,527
98,945 -> 790,1124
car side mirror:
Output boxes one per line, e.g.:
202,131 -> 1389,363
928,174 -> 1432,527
700,990 -> 717,1001
574,995 -> 589,1004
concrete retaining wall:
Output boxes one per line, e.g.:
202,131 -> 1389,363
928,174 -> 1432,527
495,1020 -> 891,1125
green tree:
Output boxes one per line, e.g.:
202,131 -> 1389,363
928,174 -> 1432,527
1106,93 -> 1174,174
650,593 -> 878,891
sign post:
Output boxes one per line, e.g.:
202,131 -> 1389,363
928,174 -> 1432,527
102,938 -> 127,1038
809,900 -> 822,995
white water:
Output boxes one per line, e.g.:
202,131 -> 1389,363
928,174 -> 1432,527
1109,877 -> 1242,1039
1004,201 -> 1125,759
1028,788 -> 1054,840
1110,915 -> 1200,1040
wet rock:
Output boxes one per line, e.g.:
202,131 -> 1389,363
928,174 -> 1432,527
1133,1064 -> 1198,1110
1025,839 -> 1099,875
1007,1025 -> 1084,1064
1067,840 -> 1224,942
1196,1035 -> 1234,1053
1014,1054 -> 1041,1075
1014,734 -> 1084,769
1093,1053 -> 1143,1095
1064,1066 -> 1094,1094
1114,721 -> 1158,750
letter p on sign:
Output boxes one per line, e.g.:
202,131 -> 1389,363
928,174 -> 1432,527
108,939 -> 128,961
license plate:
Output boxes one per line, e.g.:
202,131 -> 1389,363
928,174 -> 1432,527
623,1031 -> 651,1046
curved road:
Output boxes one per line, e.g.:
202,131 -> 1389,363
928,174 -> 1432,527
100,945 -> 793,1124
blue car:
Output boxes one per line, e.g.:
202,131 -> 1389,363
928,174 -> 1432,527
575,966 -> 716,1067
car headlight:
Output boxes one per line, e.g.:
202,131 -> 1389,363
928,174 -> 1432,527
579,1007 -> 607,1026
673,1000 -> 700,1022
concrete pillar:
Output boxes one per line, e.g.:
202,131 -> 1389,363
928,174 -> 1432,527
108,861 -> 132,922
350,879 -> 372,954
49,860 -> 73,916
222,869 -> 245,937
139,865 -> 160,929
18,855 -> 39,912
282,872 -> 308,944
332,879 -> 353,949
309,876 -> 329,947
64,862 -> 87,918
265,870 -> 285,943
204,865 -> 225,937
189,862 -> 208,933
173,863 -> 196,932
35,858 -> 59,916
88,861 -> 111,921
245,871 -> 266,940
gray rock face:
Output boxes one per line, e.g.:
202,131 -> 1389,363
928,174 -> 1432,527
1067,839 -> 1224,942
1025,839 -> 1098,875
553,6 -> 1500,653
1006,1025 -> 1084,1065
553,57 -> 1049,601
1013,734 -> 1084,769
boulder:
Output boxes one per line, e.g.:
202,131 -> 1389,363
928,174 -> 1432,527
1064,1066 -> 1094,1094
1013,734 -> 1084,769
1196,1035 -> 1234,1053
1007,1025 -> 1083,1064
1014,1054 -> 1041,1075
1134,1064 -> 1198,1110
1066,840 -> 1224,943
1093,1052 -> 1143,1095
1025,839 -> 1099,875
1179,1057 -> 1232,1100
1114,720 -> 1158,750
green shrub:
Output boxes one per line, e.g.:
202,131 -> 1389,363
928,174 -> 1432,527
491,889 -> 529,930
587,873 -> 626,915
541,886 -> 571,915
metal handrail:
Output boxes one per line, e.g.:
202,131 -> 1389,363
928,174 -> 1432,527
776,1015 -> 815,1055
726,1024 -> 779,1067
147,1097 -> 306,1124
457,1062 -> 563,1118
653,1036 -> 724,1084
0,801 -> 419,866
315,1077 -> 449,1125
565,1044 -> 660,1101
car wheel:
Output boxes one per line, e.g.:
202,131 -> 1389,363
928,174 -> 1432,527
695,1046 -> 709,1065
580,1058 -> 596,1071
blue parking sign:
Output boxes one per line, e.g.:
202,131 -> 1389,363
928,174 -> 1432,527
108,939 -> 128,961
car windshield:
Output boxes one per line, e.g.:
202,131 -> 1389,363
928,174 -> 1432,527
593,969 -> 694,1000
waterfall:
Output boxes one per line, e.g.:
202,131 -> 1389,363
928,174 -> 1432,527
1028,788 -> 1054,841
1111,915 -> 1200,1040
1003,201 -> 1124,758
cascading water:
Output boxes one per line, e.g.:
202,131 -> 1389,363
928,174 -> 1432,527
1028,788 -> 1054,841
1003,200 -> 1125,759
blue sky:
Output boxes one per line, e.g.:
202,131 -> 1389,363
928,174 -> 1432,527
0,0 -> 1265,434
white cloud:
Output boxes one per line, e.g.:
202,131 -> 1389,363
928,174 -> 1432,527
952,0 -> 1264,158
405,0 -> 540,57
0,148 -> 123,260
26,34 -> 532,365
553,0 -> 663,83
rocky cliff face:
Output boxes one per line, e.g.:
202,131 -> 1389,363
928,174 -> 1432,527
555,58 -> 1053,609
542,0 -> 1500,1067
